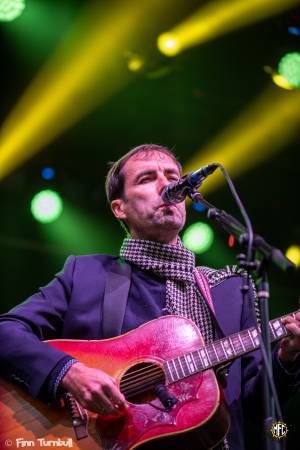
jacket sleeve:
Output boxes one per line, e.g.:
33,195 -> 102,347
240,283 -> 300,422
0,255 -> 77,399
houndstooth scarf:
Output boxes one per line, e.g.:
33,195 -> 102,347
119,237 -> 230,450
120,237 -> 214,345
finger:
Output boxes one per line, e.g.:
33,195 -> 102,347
282,316 -> 296,324
103,384 -> 127,410
285,322 -> 300,337
93,391 -> 118,415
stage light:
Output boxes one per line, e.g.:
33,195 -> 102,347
41,167 -> 55,180
0,1 -> 173,180
271,72 -> 293,90
0,0 -> 25,22
31,190 -> 63,224
278,52 -> 300,89
157,0 -> 300,56
157,33 -> 180,57
182,222 -> 214,254
192,202 -> 206,212
288,26 -> 300,36
184,84 -> 300,196
286,245 -> 300,268
127,55 -> 144,72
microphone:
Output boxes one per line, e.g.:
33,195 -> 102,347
161,163 -> 219,204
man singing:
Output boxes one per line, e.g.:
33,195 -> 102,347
0,144 -> 299,450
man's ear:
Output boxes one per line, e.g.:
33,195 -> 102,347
111,198 -> 127,220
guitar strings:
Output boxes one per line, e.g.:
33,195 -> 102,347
121,375 -> 165,398
120,368 -> 164,390
121,365 -> 162,384
121,364 -> 163,380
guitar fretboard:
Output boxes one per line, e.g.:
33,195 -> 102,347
164,312 -> 296,383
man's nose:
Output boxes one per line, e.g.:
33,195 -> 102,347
157,174 -> 171,194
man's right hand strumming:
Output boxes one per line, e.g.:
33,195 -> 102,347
60,362 -> 128,416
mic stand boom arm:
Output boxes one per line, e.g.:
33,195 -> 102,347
189,190 -> 295,273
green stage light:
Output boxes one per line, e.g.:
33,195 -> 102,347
31,190 -> 63,224
182,222 -> 214,254
278,52 -> 300,89
0,0 -> 25,22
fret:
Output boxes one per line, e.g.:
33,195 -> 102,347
165,360 -> 174,382
199,347 -> 210,367
177,356 -> 186,377
196,350 -> 204,369
206,344 -> 219,365
221,337 -> 235,358
181,355 -> 190,376
186,353 -> 197,373
174,358 -> 184,379
230,334 -> 243,354
214,341 -> 227,362
219,340 -> 227,360
238,333 -> 246,352
170,359 -> 180,381
271,319 -> 287,339
211,343 -> 220,362
247,328 -> 255,348
192,350 -> 203,371
240,330 -> 254,352
250,328 -> 260,347
190,352 -> 198,368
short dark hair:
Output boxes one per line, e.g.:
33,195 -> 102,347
105,143 -> 182,203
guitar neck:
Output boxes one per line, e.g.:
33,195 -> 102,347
165,311 -> 297,383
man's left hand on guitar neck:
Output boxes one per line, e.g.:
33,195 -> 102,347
278,311 -> 300,364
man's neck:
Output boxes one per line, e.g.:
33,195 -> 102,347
130,231 -> 179,246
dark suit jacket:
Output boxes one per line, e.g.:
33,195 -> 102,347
0,254 -> 299,450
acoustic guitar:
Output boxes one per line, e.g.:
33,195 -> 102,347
0,312 -> 296,450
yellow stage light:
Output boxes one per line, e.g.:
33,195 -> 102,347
286,245 -> 300,268
0,0 -> 172,181
127,56 -> 144,72
157,32 -> 180,57
184,84 -> 300,195
272,73 -> 293,90
157,0 -> 300,56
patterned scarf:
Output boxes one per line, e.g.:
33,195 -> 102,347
119,237 -> 230,450
120,237 -> 214,345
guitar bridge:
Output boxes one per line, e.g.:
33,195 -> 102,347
63,393 -> 89,440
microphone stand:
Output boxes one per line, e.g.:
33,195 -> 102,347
188,177 -> 295,450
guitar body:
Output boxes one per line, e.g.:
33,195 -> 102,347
0,316 -> 230,450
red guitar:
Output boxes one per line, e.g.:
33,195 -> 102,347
0,312 -> 296,450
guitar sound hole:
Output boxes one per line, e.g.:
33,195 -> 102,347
119,362 -> 165,404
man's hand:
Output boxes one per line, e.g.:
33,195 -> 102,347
60,362 -> 128,416
278,311 -> 300,363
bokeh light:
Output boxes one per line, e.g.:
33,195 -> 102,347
182,222 -> 214,254
278,52 -> 300,89
31,189 -> 63,224
41,167 -> 55,180
157,33 -> 180,57
286,245 -> 300,268
0,0 -> 25,22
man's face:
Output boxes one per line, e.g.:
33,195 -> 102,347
111,151 -> 186,243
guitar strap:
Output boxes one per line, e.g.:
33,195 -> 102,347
194,268 -> 227,339
102,258 -> 132,339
